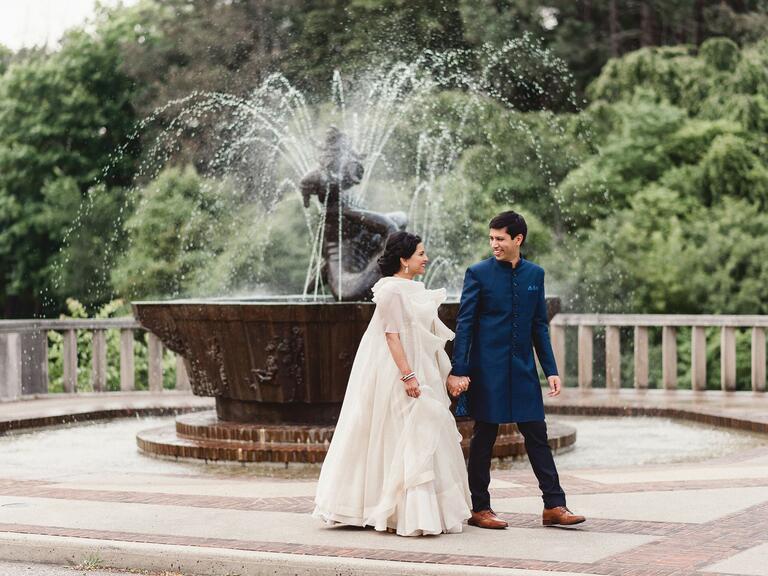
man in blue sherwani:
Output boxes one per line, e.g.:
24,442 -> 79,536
447,211 -> 585,529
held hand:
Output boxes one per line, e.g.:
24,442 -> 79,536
547,375 -> 562,397
446,375 -> 461,397
446,375 -> 470,398
404,377 -> 421,398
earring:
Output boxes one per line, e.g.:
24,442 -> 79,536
406,265 -> 410,274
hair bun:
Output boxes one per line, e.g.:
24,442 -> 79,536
378,231 -> 422,277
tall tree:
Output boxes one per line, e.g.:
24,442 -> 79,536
284,0 -> 468,95
0,7 -> 146,316
609,0 -> 621,56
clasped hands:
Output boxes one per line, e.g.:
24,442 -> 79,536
444,375 -> 561,398
446,374 -> 470,398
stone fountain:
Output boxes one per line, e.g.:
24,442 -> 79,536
133,126 -> 572,463
130,51 -> 582,464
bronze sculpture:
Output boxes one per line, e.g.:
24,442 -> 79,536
300,126 -> 406,300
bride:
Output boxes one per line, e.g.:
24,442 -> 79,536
313,231 -> 472,536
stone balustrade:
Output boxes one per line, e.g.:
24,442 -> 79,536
0,319 -> 190,400
3,314 -> 767,400
550,314 -> 767,392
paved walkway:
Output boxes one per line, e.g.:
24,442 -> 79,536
0,390 -> 766,576
0,559 -> 178,576
544,388 -> 768,433
0,392 -> 214,432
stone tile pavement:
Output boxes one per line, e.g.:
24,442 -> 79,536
0,392 -> 214,433
0,390 -> 766,575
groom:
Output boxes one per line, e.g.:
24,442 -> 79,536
447,210 -> 585,529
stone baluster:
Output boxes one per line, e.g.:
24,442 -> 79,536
0,333 -> 22,400
634,326 -> 648,390
175,355 -> 191,391
63,329 -> 78,393
752,327 -> 766,392
120,329 -> 135,391
91,329 -> 107,392
577,325 -> 593,389
605,326 -> 621,390
148,333 -> 164,393
662,326 -> 677,390
551,323 -> 566,386
720,327 -> 736,391
21,331 -> 49,395
691,326 -> 707,391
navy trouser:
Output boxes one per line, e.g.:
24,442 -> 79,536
467,419 -> 566,511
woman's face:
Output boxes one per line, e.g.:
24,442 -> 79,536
401,242 -> 428,276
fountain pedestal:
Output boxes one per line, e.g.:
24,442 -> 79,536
133,298 -> 574,463
136,410 -> 576,463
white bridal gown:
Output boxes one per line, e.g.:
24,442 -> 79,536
313,276 -> 471,536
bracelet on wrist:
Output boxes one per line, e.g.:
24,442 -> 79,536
400,371 -> 415,382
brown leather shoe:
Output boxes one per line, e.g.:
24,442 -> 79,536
468,509 -> 508,529
542,506 -> 586,526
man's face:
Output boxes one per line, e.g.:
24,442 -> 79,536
489,228 -> 523,262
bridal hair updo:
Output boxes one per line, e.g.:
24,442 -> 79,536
377,231 -> 422,277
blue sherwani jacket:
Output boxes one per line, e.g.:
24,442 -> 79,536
451,256 -> 558,423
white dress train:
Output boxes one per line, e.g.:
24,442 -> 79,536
312,276 -> 471,536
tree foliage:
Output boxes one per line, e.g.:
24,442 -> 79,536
0,8 -> 146,316
554,37 -> 768,314
0,1 -> 767,317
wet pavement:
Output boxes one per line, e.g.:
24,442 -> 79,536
0,390 -> 766,576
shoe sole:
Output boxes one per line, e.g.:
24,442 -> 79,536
468,519 -> 508,529
543,518 -> 586,526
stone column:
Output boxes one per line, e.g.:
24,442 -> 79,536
0,333 -> 22,400
634,326 -> 649,390
605,326 -> 621,390
577,325 -> 593,389
21,331 -> 49,395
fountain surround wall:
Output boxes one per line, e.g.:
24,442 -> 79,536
133,297 -> 573,462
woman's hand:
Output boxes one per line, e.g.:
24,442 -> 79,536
404,377 -> 421,398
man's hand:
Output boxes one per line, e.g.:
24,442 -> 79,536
447,374 -> 470,398
547,375 -> 562,397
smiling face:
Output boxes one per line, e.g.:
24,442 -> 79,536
401,242 -> 428,276
489,228 -> 523,262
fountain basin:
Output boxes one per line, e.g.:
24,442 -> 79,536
132,297 -> 562,462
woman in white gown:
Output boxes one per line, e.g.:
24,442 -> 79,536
313,231 -> 472,536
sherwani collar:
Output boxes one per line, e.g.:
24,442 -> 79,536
492,256 -> 526,270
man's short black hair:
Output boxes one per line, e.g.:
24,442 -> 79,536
489,210 -> 527,245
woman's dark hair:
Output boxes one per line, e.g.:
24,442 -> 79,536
377,231 -> 422,276
489,210 -> 527,245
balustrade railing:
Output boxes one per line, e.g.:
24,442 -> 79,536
0,319 -> 190,400
3,314 -> 767,400
550,314 -> 767,392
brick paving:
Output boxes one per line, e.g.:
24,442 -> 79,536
0,390 -> 766,575
0,462 -> 766,575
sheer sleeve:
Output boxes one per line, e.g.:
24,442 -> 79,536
375,286 -> 407,333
